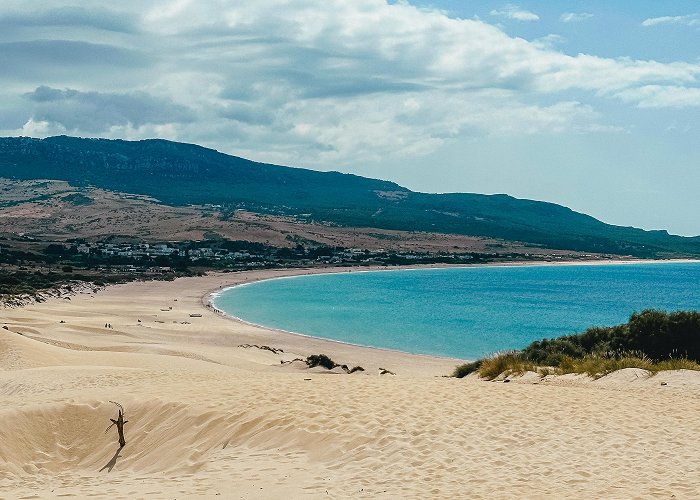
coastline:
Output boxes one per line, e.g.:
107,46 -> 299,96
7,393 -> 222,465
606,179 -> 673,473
203,257 -> 700,362
198,265 -> 468,374
205,265 -> 472,364
2,258 -> 700,497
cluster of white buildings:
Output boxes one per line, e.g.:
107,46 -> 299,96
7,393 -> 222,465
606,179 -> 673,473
75,242 -> 262,262
77,242 -> 181,259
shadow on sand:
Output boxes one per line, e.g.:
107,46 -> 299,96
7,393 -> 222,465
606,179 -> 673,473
99,446 -> 124,473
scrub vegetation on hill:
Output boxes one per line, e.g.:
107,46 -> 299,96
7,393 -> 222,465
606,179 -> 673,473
453,309 -> 700,379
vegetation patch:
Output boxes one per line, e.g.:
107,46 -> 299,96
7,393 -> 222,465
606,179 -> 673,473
478,352 -> 536,380
305,354 -> 365,374
451,360 -> 482,378
453,310 -> 700,380
305,354 -> 338,370
61,193 -> 93,205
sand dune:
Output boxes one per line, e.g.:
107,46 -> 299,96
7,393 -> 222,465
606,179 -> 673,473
2,269 -> 700,498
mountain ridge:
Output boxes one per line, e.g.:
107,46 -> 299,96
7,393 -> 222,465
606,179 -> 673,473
0,135 -> 698,258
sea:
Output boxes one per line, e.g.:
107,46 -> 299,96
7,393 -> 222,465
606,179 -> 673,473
212,262 -> 700,360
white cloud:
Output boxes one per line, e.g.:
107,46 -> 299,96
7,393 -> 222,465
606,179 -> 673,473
490,4 -> 539,22
560,12 -> 594,23
642,14 -> 700,27
0,0 -> 699,166
532,34 -> 565,49
20,118 -> 65,136
614,85 -> 700,108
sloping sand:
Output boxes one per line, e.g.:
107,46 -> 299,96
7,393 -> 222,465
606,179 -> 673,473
2,269 -> 700,499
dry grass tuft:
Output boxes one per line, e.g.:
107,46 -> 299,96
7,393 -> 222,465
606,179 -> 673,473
557,355 -> 653,378
478,351 -> 534,380
453,354 -> 700,381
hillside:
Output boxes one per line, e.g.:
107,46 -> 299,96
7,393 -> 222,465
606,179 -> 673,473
1,135 -> 698,257
2,178 -> 568,256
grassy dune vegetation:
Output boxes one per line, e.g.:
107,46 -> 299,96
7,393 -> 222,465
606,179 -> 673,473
454,309 -> 700,379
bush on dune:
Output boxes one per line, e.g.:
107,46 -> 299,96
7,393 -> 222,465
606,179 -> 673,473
453,309 -> 700,380
557,353 -> 654,378
478,352 -> 535,380
451,360 -> 481,378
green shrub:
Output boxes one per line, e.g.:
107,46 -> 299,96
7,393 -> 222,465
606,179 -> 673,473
453,309 -> 700,378
452,360 -> 482,378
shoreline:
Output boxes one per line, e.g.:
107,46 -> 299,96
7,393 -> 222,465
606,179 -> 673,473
202,257 -> 700,363
207,256 -> 700,303
198,265 -> 469,371
3,258 -> 700,497
205,266 -> 469,363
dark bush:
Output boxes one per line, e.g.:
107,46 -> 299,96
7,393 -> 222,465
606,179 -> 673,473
452,360 -> 482,378
625,309 -> 700,361
305,354 -> 338,370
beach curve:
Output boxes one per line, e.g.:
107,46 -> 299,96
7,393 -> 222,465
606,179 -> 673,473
2,264 -> 700,498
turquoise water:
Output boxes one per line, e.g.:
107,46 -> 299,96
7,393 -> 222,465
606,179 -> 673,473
213,263 -> 700,360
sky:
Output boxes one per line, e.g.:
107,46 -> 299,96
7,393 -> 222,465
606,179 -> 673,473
1,1 -> 699,236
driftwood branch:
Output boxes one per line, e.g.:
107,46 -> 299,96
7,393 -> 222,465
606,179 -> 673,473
238,344 -> 284,354
280,354 -> 365,374
105,401 -> 128,448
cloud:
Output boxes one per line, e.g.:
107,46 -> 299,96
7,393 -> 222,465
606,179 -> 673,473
613,85 -> 700,108
490,4 -> 539,22
532,34 -> 566,49
0,96 -> 31,129
0,6 -> 139,33
219,102 -> 276,126
20,118 -> 65,136
0,40 -> 149,83
23,86 -> 195,133
560,12 -> 594,23
0,1 -> 699,166
642,14 -> 700,27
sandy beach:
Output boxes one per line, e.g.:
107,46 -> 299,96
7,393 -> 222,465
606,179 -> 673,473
2,266 -> 700,499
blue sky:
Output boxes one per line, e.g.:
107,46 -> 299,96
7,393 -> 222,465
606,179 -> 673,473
1,1 -> 698,235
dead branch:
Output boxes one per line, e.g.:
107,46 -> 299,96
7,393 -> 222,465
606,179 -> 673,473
238,344 -> 284,354
105,401 -> 129,448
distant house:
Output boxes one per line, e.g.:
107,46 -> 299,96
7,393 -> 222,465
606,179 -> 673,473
148,266 -> 172,273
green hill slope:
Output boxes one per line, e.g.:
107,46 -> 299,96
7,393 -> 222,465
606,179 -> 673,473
0,135 -> 698,257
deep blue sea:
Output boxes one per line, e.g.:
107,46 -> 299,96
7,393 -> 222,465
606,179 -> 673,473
212,263 -> 700,360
